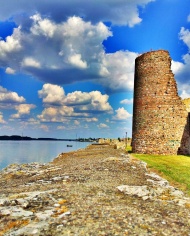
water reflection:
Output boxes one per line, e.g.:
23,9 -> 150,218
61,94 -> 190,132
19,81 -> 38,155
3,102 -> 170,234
0,141 -> 89,170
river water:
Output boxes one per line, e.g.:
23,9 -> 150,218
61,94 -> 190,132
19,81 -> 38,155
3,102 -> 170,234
0,140 -> 90,170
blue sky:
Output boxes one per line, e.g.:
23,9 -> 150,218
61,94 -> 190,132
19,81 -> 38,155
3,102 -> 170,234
0,0 -> 190,139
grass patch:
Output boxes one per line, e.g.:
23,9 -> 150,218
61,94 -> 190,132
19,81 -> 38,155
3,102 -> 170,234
126,145 -> 132,153
131,152 -> 190,196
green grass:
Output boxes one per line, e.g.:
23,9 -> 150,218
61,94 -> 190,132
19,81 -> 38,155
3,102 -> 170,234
126,146 -> 190,195
126,145 -> 132,153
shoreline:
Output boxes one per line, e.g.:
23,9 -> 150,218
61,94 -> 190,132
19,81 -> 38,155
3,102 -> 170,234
0,140 -> 90,171
0,144 -> 190,235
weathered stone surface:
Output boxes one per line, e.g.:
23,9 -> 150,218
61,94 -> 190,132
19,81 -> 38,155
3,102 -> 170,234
117,171 -> 186,203
132,50 -> 190,155
0,145 -> 190,235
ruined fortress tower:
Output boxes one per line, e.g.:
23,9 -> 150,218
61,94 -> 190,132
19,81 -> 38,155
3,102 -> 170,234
132,50 -> 190,155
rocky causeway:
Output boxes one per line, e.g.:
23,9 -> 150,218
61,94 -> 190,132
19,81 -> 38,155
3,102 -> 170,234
0,144 -> 190,235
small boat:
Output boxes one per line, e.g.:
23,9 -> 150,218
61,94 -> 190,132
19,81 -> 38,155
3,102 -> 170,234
67,144 -> 73,147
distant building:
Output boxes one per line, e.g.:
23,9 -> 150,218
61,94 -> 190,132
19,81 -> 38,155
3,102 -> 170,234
132,50 -> 190,155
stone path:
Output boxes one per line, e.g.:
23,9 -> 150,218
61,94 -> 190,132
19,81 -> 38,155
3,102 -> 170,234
0,144 -> 190,235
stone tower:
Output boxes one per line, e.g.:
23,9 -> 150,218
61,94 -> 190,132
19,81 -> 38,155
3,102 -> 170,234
132,50 -> 190,155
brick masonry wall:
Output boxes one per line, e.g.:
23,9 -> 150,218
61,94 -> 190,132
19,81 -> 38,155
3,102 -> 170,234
132,50 -> 190,155
179,112 -> 190,155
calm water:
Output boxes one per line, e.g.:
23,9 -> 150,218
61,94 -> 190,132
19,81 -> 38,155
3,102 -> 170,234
0,140 -> 90,170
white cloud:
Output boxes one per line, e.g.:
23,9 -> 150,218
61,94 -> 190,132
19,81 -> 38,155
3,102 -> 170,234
5,67 -> 15,74
64,91 -> 91,106
120,98 -> 133,105
0,27 -> 22,58
179,27 -> 190,49
0,13 -> 139,93
59,15 -> 112,72
178,83 -> 190,99
30,14 -> 56,38
0,86 -> 25,104
97,123 -> 109,129
0,0 -> 154,26
37,88 -> 113,123
187,14 -> 190,22
10,104 -> 36,119
38,84 -> 65,104
62,16 -> 111,39
38,84 -> 113,113
98,51 -> 138,92
22,57 -> 41,68
85,117 -> 98,122
171,60 -> 184,74
0,112 -> 6,124
172,27 -> 190,98
75,91 -> 113,113
0,15 -> 114,90
15,104 -> 36,115
68,53 -> 87,69
112,107 -> 132,121
37,106 -> 75,122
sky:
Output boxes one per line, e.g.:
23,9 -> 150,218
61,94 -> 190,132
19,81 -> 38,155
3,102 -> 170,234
0,0 -> 190,139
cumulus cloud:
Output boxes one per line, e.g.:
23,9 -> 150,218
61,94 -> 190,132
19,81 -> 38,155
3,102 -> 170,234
85,117 -> 98,122
0,27 -> 22,58
0,0 -> 154,26
0,86 -> 25,104
10,104 -> 36,119
37,106 -> 76,122
68,53 -> 87,69
64,91 -> 91,106
112,107 -> 132,121
38,84 -> 65,105
38,84 -> 113,113
5,67 -> 15,74
97,123 -> 109,129
22,57 -> 41,68
179,27 -> 190,49
37,84 -> 113,123
0,15 -> 117,90
0,13 -> 139,93
172,27 -> 190,98
171,60 -> 184,75
177,83 -> 190,99
98,51 -> 138,92
120,98 -> 133,104
73,91 -> 113,113
30,14 -> 57,38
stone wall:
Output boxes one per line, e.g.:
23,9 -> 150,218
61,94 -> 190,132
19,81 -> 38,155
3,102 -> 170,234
98,138 -> 127,150
132,50 -> 190,155
183,98 -> 190,112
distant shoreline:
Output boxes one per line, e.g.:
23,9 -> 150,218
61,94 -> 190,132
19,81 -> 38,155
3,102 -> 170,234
0,135 -> 95,142
0,135 -> 75,141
